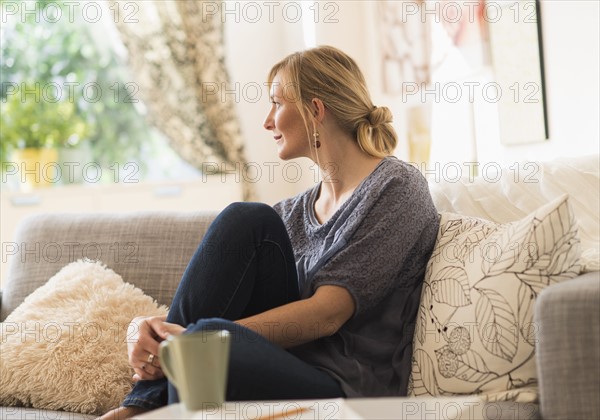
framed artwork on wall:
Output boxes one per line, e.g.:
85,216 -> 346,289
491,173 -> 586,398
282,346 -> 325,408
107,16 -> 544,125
488,0 -> 548,144
378,0 -> 431,95
377,0 -> 548,161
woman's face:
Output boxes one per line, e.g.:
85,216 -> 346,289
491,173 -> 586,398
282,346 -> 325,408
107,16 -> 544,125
263,73 -> 310,160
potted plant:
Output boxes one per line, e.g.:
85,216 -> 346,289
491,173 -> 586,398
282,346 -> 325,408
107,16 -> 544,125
1,82 -> 90,189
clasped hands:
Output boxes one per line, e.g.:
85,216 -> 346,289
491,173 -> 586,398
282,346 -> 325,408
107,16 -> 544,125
127,315 -> 186,382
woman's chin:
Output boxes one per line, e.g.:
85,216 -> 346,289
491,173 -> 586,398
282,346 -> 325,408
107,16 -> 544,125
276,147 -> 306,161
276,148 -> 292,161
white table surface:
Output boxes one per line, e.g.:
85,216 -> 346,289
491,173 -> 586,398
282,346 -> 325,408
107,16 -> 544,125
134,396 -> 494,419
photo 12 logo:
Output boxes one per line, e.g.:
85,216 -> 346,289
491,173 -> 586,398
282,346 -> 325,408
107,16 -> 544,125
2,241 -> 139,265
1,161 -> 140,185
402,82 -> 542,105
200,1 -> 340,24
398,1 -> 540,25
411,161 -> 540,184
1,1 -> 139,24
1,81 -> 139,105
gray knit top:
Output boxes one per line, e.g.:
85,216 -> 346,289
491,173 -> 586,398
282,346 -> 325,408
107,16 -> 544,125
273,156 -> 439,397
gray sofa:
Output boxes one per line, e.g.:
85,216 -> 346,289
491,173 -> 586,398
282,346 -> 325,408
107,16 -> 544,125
0,209 -> 598,419
1,212 -> 215,420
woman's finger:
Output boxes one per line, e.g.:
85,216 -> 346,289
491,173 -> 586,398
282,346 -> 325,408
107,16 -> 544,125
147,318 -> 186,340
132,364 -> 164,381
133,333 -> 160,361
149,353 -> 161,368
127,318 -> 162,367
141,362 -> 163,378
127,316 -> 176,375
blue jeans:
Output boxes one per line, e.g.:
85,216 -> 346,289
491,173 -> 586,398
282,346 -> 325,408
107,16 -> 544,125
123,203 -> 344,410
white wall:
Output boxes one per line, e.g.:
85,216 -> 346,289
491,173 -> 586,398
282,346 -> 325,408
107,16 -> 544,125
224,2 -> 312,205
477,0 -> 600,165
225,0 -> 599,203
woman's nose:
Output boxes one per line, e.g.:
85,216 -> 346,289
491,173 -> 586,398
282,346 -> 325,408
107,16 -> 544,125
263,111 -> 274,131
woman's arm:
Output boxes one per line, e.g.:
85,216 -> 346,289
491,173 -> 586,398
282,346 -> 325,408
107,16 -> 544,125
127,285 -> 354,380
236,284 -> 355,348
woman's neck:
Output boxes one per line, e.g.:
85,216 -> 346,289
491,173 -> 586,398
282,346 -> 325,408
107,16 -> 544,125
315,139 -> 383,209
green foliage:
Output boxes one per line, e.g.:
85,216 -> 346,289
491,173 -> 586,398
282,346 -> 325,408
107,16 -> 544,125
1,82 -> 90,149
1,0 -> 154,172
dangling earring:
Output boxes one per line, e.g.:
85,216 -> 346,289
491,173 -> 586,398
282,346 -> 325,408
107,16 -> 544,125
313,130 -> 321,149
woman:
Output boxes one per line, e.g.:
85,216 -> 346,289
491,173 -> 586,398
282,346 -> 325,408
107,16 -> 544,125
102,45 -> 439,419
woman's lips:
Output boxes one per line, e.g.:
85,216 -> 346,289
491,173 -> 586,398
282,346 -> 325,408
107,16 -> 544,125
274,135 -> 282,141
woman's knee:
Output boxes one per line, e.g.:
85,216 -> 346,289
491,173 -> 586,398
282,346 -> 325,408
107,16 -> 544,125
221,202 -> 280,223
184,318 -> 263,350
185,318 -> 256,340
214,202 -> 285,238
185,318 -> 236,334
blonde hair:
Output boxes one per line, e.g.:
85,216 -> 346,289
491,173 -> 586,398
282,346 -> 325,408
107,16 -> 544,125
267,45 -> 397,158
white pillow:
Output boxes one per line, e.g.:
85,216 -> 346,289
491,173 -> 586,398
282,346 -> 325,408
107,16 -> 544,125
0,260 -> 168,415
428,155 -> 598,271
408,194 -> 581,402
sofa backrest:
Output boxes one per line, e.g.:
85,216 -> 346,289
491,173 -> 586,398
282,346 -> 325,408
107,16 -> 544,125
1,211 -> 218,321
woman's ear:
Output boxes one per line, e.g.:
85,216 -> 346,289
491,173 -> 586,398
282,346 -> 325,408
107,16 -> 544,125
311,98 -> 326,122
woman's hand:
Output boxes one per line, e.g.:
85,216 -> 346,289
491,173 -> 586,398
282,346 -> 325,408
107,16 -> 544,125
127,315 -> 186,381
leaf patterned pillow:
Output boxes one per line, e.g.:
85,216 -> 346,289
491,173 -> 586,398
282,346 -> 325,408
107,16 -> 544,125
408,194 -> 581,402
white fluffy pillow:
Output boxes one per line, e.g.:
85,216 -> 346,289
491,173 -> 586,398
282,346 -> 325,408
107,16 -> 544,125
408,194 -> 581,402
0,260 -> 168,414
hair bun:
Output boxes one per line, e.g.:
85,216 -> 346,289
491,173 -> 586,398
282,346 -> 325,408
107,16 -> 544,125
368,106 -> 393,127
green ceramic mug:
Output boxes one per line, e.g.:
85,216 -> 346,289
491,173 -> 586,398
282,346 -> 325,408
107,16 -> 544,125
159,330 -> 231,411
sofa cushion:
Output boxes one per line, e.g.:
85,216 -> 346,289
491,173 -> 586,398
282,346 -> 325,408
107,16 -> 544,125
428,154 -> 599,272
0,260 -> 168,415
1,211 -> 217,321
408,194 -> 581,402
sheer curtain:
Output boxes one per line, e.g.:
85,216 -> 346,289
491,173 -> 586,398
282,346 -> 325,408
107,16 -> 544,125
110,0 -> 252,199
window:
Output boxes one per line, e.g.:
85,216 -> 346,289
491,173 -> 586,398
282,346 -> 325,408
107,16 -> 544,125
1,0 -> 199,190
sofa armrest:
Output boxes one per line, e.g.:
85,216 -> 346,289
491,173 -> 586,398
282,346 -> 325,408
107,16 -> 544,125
535,271 -> 600,419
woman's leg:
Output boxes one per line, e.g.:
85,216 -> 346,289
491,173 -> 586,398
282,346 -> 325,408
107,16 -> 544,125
169,319 -> 344,404
168,202 -> 300,324
123,202 -> 301,410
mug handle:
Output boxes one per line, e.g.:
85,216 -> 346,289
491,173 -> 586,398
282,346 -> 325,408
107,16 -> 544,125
159,339 -> 179,389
